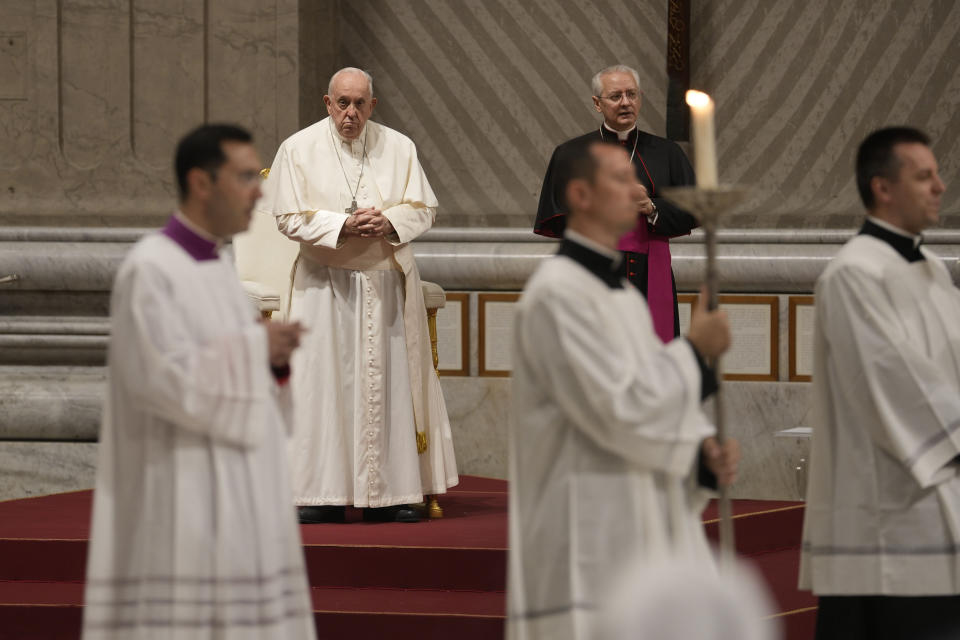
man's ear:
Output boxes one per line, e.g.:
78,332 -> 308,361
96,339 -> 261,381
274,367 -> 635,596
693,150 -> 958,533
186,167 -> 213,201
871,175 -> 891,206
565,178 -> 590,213
591,96 -> 602,114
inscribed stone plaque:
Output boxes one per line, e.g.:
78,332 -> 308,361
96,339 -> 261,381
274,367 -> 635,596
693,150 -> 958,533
719,295 -> 779,381
436,293 -> 469,376
479,293 -> 520,376
789,296 -> 815,381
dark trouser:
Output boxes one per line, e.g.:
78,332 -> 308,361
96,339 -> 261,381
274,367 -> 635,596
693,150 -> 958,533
618,251 -> 680,338
815,595 -> 960,640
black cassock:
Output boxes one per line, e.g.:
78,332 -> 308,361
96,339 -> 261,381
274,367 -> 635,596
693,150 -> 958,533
534,127 -> 698,340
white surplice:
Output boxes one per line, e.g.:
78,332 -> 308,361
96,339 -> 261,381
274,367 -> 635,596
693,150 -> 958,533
507,242 -> 717,640
82,234 -> 315,639
800,234 -> 960,595
256,117 -> 457,507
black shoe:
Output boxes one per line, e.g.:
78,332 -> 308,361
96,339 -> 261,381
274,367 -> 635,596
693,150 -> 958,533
298,505 -> 346,524
362,504 -> 420,523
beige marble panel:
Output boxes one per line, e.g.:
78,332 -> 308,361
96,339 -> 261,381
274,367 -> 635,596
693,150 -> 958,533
60,0 -> 130,170
0,0 -> 300,223
0,31 -> 27,101
131,0 -> 204,169
206,0 -> 300,161
440,376 -> 510,480
0,5 -> 40,171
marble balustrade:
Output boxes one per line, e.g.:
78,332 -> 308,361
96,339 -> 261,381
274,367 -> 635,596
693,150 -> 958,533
3,227 -> 959,501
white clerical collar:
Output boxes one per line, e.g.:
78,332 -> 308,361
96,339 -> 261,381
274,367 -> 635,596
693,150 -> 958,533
866,215 -> 922,249
173,210 -> 225,247
602,121 -> 636,142
565,229 -> 622,263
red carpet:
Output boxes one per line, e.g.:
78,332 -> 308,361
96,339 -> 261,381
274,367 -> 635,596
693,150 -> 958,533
0,477 -> 814,639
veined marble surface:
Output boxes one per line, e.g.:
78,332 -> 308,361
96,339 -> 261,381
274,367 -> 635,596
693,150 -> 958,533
442,377 -> 510,480
713,382 -> 813,500
439,377 -> 814,500
0,442 -> 98,502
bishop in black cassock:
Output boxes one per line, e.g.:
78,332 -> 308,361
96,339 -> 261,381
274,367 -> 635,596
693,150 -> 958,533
534,65 -> 697,342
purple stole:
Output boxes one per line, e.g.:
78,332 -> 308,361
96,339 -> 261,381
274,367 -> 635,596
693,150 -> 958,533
618,224 -> 673,343
616,146 -> 674,343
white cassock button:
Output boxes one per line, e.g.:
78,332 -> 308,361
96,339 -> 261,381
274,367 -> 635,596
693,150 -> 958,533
368,395 -> 373,401
368,348 -> 373,354
368,323 -> 373,329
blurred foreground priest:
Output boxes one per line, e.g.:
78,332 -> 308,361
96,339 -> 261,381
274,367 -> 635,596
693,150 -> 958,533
257,67 -> 458,524
509,138 -> 740,640
83,124 -> 315,639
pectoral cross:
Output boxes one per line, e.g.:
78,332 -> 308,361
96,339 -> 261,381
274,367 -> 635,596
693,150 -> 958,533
345,199 -> 358,215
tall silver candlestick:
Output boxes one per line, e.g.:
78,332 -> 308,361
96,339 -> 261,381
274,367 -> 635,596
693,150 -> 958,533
661,184 -> 749,565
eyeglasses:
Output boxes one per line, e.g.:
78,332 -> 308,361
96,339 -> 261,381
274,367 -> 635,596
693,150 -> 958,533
599,91 -> 640,103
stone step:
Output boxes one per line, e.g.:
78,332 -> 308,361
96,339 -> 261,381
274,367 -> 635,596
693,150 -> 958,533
0,317 -> 109,365
0,366 -> 104,440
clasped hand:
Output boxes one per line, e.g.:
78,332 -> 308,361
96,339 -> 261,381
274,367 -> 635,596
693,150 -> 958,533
343,207 -> 395,238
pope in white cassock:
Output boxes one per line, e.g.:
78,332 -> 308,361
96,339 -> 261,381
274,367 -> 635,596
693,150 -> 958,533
800,127 -> 960,640
257,68 -> 458,523
508,138 -> 740,640
82,125 -> 315,639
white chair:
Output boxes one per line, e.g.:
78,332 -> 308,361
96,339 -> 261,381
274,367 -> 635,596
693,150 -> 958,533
233,169 -> 300,318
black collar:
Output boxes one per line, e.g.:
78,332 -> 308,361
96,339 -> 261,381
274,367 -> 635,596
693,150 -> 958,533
859,219 -> 924,263
557,237 -> 623,289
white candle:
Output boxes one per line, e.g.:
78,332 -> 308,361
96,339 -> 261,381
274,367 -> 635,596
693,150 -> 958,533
685,90 -> 718,188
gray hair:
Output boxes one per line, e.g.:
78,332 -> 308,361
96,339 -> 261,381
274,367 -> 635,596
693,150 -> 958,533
328,67 -> 375,98
591,65 -> 641,97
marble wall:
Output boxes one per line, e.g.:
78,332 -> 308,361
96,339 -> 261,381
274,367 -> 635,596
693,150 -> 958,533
3,1 -> 959,228
0,0 -> 301,226
337,0 -> 960,228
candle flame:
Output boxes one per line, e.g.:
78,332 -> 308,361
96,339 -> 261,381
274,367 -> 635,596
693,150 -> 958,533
686,90 -> 712,108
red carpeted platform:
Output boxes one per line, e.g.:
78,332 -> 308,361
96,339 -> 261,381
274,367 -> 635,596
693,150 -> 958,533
0,477 -> 814,639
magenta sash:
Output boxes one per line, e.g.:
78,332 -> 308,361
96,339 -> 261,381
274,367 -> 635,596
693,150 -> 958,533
618,221 -> 674,343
